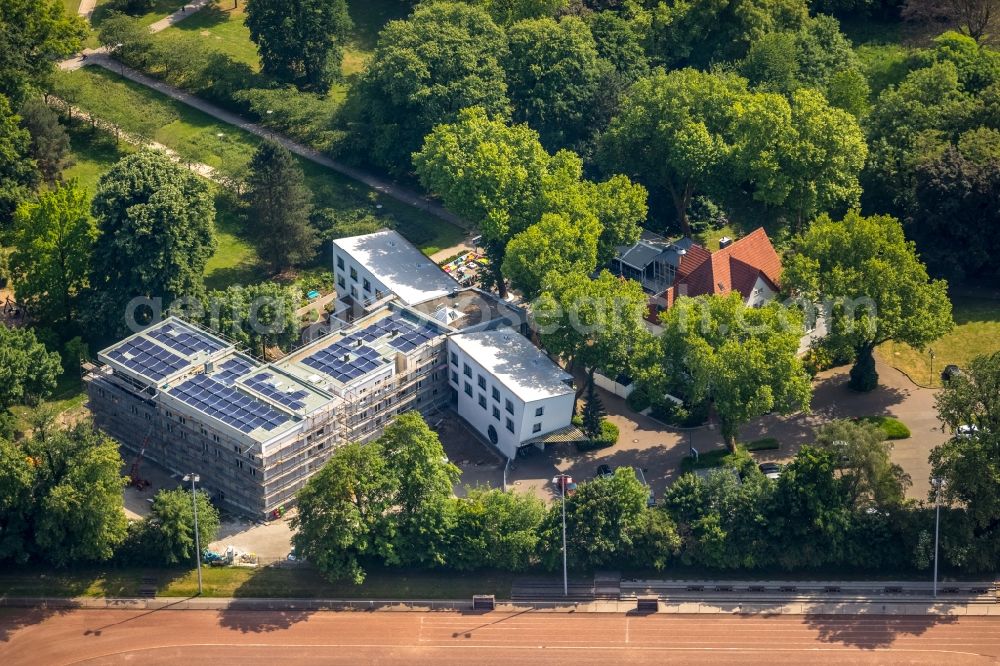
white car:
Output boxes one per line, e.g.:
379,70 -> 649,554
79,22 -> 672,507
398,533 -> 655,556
956,424 -> 979,438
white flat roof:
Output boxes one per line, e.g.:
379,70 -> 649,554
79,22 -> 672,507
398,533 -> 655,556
449,330 -> 574,403
332,229 -> 459,306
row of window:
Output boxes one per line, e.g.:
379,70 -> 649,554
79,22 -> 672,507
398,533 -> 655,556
451,352 -> 544,417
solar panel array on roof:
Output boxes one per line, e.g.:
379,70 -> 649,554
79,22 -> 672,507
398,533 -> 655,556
106,337 -> 190,381
213,356 -> 255,386
358,314 -> 439,352
244,372 -> 309,411
147,321 -> 227,356
301,341 -> 384,383
172,374 -> 288,433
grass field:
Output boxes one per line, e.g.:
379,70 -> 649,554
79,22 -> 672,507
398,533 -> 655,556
167,1 -> 261,69
0,565 -> 515,600
878,292 -> 1000,387
91,0 -> 188,28
62,119 -> 134,194
8,373 -> 89,432
55,66 -> 463,255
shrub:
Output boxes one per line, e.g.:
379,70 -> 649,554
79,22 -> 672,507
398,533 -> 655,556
858,416 -> 911,440
625,385 -> 651,412
745,437 -> 780,451
576,419 -> 619,452
650,398 -> 709,427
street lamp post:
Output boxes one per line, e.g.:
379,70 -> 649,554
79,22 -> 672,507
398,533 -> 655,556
932,476 -> 945,598
552,474 -> 572,597
183,473 -> 203,595
929,348 -> 936,384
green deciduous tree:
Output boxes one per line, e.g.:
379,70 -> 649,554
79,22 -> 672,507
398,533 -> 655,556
0,94 -> 38,227
245,0 -> 352,92
379,412 -> 461,568
0,420 -> 127,566
85,151 -> 217,338
450,487 -> 545,571
502,212 -> 600,298
929,352 -> 1000,571
814,419 -> 911,509
243,141 -> 318,273
184,282 -> 300,358
645,0 -> 808,68
293,441 -> 398,584
351,2 -> 510,174
599,68 -> 742,236
97,12 -> 154,69
765,446 -> 852,569
541,466 -> 649,569
0,0 -> 85,106
536,270 -> 658,400
504,16 -> 608,150
658,293 -> 812,450
783,211 -> 953,392
459,0 -> 566,25
143,486 -> 221,566
10,181 -> 96,328
0,324 -> 61,410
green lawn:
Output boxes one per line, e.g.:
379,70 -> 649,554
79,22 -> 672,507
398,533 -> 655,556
62,119 -> 134,195
167,1 -> 261,69
879,292 -> 1000,387
92,0 -> 188,28
204,193 -> 261,290
55,67 -> 462,254
696,223 -> 737,251
63,0 -> 81,15
8,373 -> 88,432
0,565 -> 515,599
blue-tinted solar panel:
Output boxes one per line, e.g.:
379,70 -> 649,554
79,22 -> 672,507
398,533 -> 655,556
213,356 -> 255,386
244,372 -> 309,411
148,322 -> 227,356
171,374 -> 289,434
301,341 -> 386,383
107,337 -> 190,381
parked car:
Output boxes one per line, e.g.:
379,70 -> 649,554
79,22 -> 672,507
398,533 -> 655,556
595,464 -> 613,479
956,424 -> 979,438
758,462 -> 782,480
941,364 -> 963,383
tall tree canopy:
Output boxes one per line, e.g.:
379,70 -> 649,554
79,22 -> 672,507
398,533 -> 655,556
657,293 -> 812,450
929,352 -> 1000,572
504,16 -> 608,150
536,270 -> 658,396
243,141 -> 318,272
0,421 -> 127,566
414,107 -> 645,295
0,95 -> 38,227
502,212 -> 601,299
10,181 -> 96,328
85,151 -> 217,338
599,68 -> 864,235
813,419 -> 911,509
141,487 -> 221,566
784,211 -> 953,392
0,325 -> 61,410
351,2 -> 510,174
244,0 -> 353,92
0,0 -> 85,106
184,283 -> 300,358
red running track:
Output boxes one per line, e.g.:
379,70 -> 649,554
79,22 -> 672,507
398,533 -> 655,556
2,608 -> 999,665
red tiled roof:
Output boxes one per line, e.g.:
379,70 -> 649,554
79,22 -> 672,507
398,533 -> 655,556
668,228 -> 782,303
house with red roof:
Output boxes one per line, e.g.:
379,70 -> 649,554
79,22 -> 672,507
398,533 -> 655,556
609,227 -> 784,323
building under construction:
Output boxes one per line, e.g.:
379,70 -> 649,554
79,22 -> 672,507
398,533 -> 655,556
86,286 -> 529,518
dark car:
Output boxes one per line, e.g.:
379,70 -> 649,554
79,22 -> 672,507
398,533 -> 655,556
941,365 -> 962,384
758,462 -> 782,480
596,464 -> 613,479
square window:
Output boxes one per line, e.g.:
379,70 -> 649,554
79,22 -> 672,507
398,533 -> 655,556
535,406 -> 544,417
336,255 -> 344,270
464,382 -> 473,397
532,423 -> 542,433
505,398 -> 514,414
478,394 -> 487,409
350,286 -> 358,298
505,418 -> 515,433
350,267 -> 358,281
492,386 -> 500,401
463,363 -> 472,378
450,351 -> 458,366
337,275 -> 345,288
492,406 -> 500,420
451,370 -> 458,384
363,278 -> 371,292
477,375 -> 486,390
